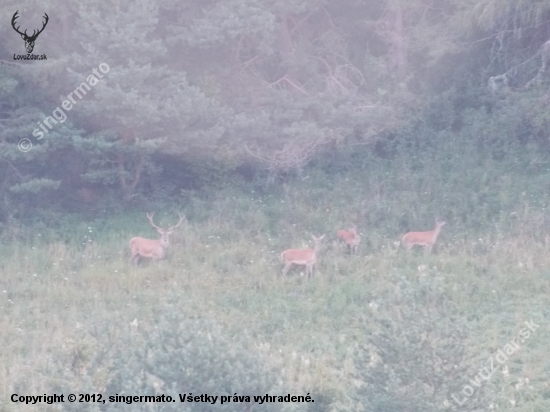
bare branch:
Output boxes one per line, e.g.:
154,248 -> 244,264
246,136 -> 329,180
0,157 -> 25,181
166,213 -> 185,231
270,73 -> 310,95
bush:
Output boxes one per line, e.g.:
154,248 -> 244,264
53,301 -> 295,412
353,275 -> 471,411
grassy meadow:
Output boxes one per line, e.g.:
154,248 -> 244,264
1,135 -> 550,411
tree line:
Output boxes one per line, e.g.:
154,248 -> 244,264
1,0 -> 550,224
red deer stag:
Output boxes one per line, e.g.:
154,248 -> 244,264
337,224 -> 361,255
401,220 -> 446,252
129,212 -> 185,264
281,234 -> 325,279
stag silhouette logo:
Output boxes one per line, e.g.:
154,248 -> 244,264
11,11 -> 49,54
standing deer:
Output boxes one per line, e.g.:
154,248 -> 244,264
401,220 -> 446,252
281,234 -> 325,279
337,224 -> 361,255
129,212 -> 185,264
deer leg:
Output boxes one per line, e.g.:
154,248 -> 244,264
130,253 -> 139,265
307,264 -> 313,279
282,262 -> 292,276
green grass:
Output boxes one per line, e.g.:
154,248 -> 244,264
1,138 -> 550,411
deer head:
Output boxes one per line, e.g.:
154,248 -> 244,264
145,212 -> 185,248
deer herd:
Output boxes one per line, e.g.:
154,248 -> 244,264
129,213 -> 446,279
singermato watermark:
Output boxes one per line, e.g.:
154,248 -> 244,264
451,319 -> 540,406
17,63 -> 110,153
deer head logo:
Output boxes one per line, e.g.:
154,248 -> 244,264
11,11 -> 49,54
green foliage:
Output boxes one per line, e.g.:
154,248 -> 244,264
101,309 -> 284,412
2,0 -> 549,217
353,275 -> 470,411
9,178 -> 60,193
1,158 -> 550,411
3,2 -> 550,410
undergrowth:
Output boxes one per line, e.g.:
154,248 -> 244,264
1,133 -> 549,411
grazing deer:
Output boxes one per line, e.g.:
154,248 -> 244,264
337,224 -> 361,255
281,234 -> 325,279
401,220 -> 446,252
129,212 -> 185,264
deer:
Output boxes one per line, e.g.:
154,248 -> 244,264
401,220 -> 446,252
281,234 -> 325,279
129,212 -> 185,265
337,224 -> 361,255
11,11 -> 49,54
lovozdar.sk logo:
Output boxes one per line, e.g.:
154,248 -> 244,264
11,10 -> 48,60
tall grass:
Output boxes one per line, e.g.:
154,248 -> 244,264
1,133 -> 549,411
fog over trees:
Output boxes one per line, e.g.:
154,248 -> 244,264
2,0 -> 548,209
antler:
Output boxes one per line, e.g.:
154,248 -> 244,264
32,13 -> 49,38
146,212 -> 185,231
167,213 -> 185,231
11,11 -> 25,36
11,11 -> 48,39
146,212 -> 163,231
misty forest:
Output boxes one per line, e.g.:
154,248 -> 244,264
1,0 -> 550,411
